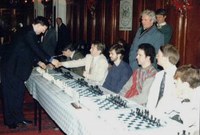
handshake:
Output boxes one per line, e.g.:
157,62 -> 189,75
51,59 -> 62,68
37,59 -> 62,70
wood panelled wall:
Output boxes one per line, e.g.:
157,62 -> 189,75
66,0 -> 200,67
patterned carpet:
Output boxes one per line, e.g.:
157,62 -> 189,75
0,90 -> 65,135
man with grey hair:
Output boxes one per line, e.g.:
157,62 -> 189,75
129,9 -> 164,71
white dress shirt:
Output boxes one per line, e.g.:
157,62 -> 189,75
62,54 -> 108,85
147,65 -> 177,115
171,87 -> 200,134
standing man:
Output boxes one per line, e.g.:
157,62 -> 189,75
103,43 -> 132,93
1,16 -> 59,129
147,44 -> 180,115
120,43 -> 157,105
62,43 -> 84,76
41,18 -> 57,56
57,41 -> 108,85
129,9 -> 164,71
55,17 -> 71,55
155,8 -> 172,44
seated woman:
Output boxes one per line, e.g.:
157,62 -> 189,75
172,65 -> 200,135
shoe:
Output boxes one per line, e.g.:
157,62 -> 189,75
20,119 -> 33,125
17,122 -> 27,128
7,123 -> 17,129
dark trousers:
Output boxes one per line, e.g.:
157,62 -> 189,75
1,72 -> 25,125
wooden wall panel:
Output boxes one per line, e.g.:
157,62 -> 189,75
67,0 -> 200,67
185,0 -> 200,67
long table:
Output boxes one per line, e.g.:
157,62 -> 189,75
25,68 -> 184,135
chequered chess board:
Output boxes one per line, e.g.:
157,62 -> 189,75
76,88 -> 103,97
99,109 -> 167,132
51,75 -> 103,97
116,111 -> 162,131
46,68 -> 62,75
53,74 -> 69,81
81,95 -> 129,111
93,98 -> 125,110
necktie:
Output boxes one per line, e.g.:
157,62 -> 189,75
89,57 -> 94,74
156,72 -> 166,107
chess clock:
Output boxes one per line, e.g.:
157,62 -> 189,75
119,0 -> 133,31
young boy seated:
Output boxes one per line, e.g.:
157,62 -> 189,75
171,65 -> 200,134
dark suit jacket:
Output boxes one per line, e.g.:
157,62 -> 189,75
41,27 -> 57,56
69,51 -> 84,76
56,23 -> 70,54
2,26 -> 50,81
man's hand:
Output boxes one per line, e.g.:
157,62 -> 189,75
83,71 -> 89,78
51,59 -> 62,68
47,63 -> 54,69
38,61 -> 47,69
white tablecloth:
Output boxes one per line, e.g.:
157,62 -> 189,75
25,68 -> 184,135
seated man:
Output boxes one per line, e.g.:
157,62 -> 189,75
120,43 -> 157,105
172,65 -> 200,134
147,44 -> 180,114
62,43 -> 84,76
57,41 -> 108,85
103,43 -> 132,93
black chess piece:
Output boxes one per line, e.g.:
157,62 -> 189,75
136,108 -> 140,116
178,130 -> 190,135
150,115 -> 153,123
153,117 -> 157,123
156,119 -> 161,127
182,130 -> 186,135
95,85 -> 98,89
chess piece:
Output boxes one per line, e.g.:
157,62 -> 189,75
150,115 -> 153,123
182,130 -> 186,135
156,119 -> 161,126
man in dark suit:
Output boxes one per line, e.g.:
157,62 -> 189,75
41,18 -> 57,56
62,43 -> 84,76
1,16 -> 59,129
55,17 -> 71,55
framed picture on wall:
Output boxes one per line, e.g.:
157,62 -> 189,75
119,0 -> 133,31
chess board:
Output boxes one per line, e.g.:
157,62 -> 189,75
46,68 -> 62,75
98,108 -> 168,134
76,87 -> 103,97
52,74 -> 71,82
116,110 -> 163,131
81,95 -> 129,111
50,75 -> 103,97
36,67 -> 104,98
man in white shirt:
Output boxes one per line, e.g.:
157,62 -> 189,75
147,44 -> 180,115
173,65 -> 200,134
57,41 -> 108,85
